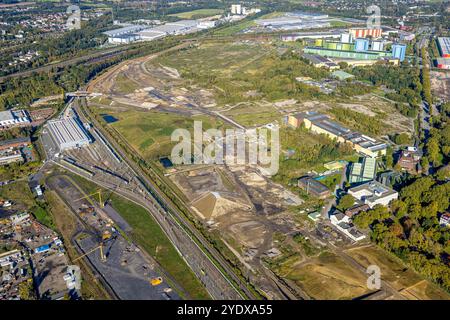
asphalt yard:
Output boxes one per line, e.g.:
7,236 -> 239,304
77,235 -> 178,300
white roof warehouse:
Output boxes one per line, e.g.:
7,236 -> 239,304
47,118 -> 91,151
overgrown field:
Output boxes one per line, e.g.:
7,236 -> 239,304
152,41 -> 329,106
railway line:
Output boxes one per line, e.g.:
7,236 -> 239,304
74,99 -> 258,300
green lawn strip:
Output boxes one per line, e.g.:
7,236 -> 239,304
108,194 -> 210,299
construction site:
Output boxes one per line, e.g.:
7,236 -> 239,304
46,174 -> 178,300
75,37 -> 449,300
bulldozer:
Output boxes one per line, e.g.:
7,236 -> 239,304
150,277 -> 163,286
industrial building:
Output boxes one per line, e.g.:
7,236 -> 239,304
231,4 -> 245,15
104,20 -> 213,44
0,137 -> 30,151
0,110 -> 31,128
349,28 -> 382,39
287,12 -> 329,20
298,176 -> 331,199
329,209 -> 366,241
0,152 -> 23,165
289,111 -> 387,157
301,53 -> 339,69
304,47 -> 389,60
348,157 -> 377,185
437,37 -> 450,58
435,37 -> 450,69
255,12 -> 331,31
107,33 -> 140,44
103,25 -> 146,44
435,58 -> 450,70
304,37 -> 406,62
391,44 -> 407,61
281,30 -> 343,41
46,117 -> 91,151
138,29 -> 166,41
348,181 -> 398,208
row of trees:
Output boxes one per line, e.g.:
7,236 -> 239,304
421,48 -> 433,107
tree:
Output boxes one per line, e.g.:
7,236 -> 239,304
385,146 -> 394,169
394,133 -> 411,145
426,137 -> 441,166
337,194 -> 355,211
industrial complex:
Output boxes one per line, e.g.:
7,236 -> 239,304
46,117 -> 91,151
304,32 -> 406,62
104,19 -> 216,44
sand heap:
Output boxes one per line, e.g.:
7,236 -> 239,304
191,191 -> 251,221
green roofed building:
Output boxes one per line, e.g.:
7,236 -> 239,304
331,70 -> 354,81
349,157 -> 377,184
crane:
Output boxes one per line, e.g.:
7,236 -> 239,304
73,243 -> 106,263
74,189 -> 105,208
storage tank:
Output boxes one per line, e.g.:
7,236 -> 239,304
354,38 -> 369,52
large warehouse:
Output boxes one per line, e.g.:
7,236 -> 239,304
437,37 -> 450,58
47,117 -> 91,151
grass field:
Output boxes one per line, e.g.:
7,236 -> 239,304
276,251 -> 370,299
0,181 -> 35,208
329,20 -> 352,27
346,246 -> 450,299
223,103 -> 281,127
97,108 -> 225,161
67,173 -> 210,299
169,8 -> 223,19
113,73 -> 140,94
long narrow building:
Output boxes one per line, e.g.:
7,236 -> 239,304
286,111 -> 387,157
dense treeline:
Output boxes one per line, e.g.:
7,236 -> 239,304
350,64 -> 421,118
329,107 -> 385,136
0,38 -> 181,110
421,48 -> 433,107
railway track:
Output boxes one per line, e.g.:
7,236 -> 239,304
75,98 -> 258,300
